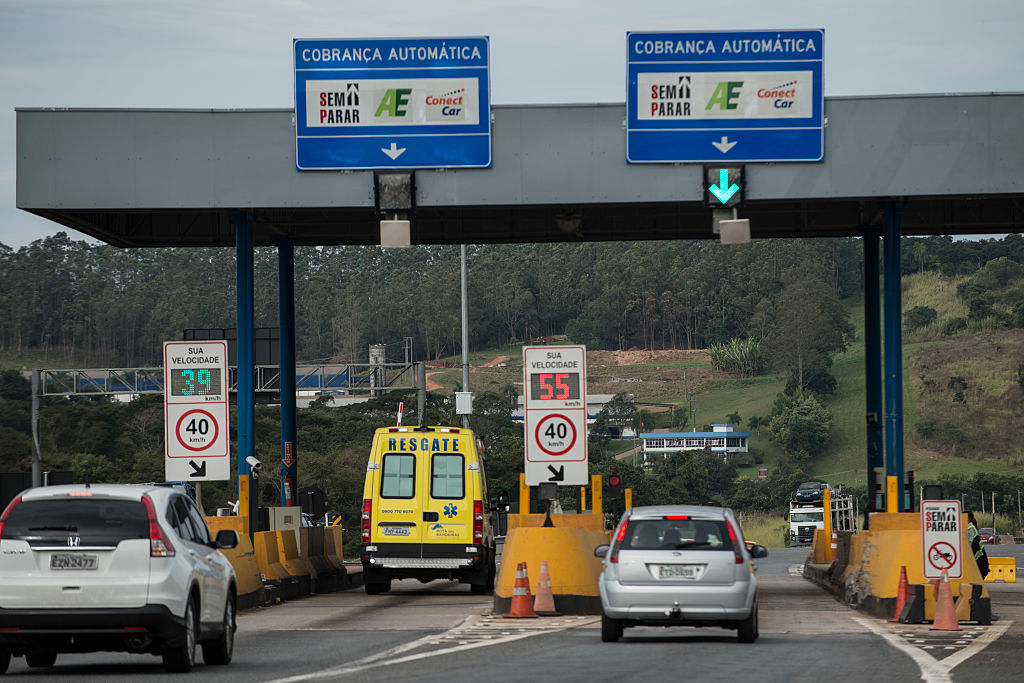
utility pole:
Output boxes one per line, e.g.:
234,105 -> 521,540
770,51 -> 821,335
460,244 -> 470,429
31,370 -> 41,488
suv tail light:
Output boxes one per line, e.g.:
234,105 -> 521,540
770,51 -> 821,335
142,494 -> 175,558
725,518 -> 744,565
473,500 -> 484,544
361,499 -> 372,543
0,495 -> 22,539
609,514 -> 630,564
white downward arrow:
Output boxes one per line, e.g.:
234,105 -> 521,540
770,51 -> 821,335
382,142 -> 406,160
712,136 -> 737,154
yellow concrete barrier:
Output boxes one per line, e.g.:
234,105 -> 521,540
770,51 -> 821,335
253,531 -> 290,582
204,516 -> 264,608
985,556 -> 1017,583
324,526 -> 344,569
276,530 -> 310,581
506,513 -> 608,533
804,512 -> 991,624
493,525 -> 607,614
297,528 -> 319,581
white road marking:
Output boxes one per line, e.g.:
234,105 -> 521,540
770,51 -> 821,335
853,617 -> 1012,683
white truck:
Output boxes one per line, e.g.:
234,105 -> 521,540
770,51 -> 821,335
788,492 -> 856,546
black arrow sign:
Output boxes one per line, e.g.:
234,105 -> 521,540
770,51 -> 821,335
188,460 -> 206,478
547,465 -> 565,482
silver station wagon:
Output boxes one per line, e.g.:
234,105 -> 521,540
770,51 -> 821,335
594,505 -> 768,643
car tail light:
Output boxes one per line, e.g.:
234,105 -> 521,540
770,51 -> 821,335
142,494 -> 175,558
473,500 -> 484,544
609,515 -> 630,564
725,518 -> 744,565
664,515 -> 689,520
361,499 -> 372,543
0,495 -> 22,539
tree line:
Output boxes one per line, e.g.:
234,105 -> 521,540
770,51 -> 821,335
5,232 -> 1019,370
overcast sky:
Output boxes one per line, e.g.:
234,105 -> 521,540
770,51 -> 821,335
2,0 -> 1022,248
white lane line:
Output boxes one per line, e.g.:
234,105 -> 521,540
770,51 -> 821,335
851,618 -> 946,683
853,617 -> 1013,683
853,617 -> 952,683
942,620 -> 1011,669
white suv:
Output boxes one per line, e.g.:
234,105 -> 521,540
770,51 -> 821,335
0,484 -> 239,673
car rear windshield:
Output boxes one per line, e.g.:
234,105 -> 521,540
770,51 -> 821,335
1,498 -> 149,547
623,518 -> 732,550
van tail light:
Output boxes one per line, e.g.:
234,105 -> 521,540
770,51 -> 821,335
0,495 -> 22,539
361,499 -> 372,543
473,500 -> 484,544
725,518 -> 744,565
609,514 -> 630,564
142,494 -> 175,558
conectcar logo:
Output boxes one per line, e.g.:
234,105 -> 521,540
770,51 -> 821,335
425,87 -> 466,118
757,80 -> 798,109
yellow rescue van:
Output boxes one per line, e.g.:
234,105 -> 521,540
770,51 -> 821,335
360,425 -> 496,595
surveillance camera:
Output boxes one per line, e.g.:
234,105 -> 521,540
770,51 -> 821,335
245,456 -> 262,477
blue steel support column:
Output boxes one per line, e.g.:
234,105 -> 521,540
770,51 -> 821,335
882,201 -> 905,512
278,239 -> 297,507
863,230 -> 884,513
235,213 -> 257,530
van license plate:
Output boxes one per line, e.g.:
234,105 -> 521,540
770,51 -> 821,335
50,554 -> 97,570
382,527 -> 410,536
657,564 -> 697,579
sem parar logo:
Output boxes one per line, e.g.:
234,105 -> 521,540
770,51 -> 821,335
706,81 -> 743,110
375,88 -> 413,118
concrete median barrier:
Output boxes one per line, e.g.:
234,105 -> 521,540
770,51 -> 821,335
493,517 -> 608,615
804,512 -> 990,624
276,530 -> 312,598
204,516 -> 265,610
324,526 -> 344,569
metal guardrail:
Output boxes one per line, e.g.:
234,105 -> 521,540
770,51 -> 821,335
38,363 -> 416,396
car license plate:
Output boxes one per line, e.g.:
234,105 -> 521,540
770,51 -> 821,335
50,553 -> 97,570
657,564 -> 698,579
381,527 -> 410,536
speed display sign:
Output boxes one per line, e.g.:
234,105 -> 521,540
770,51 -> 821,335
523,345 -> 588,486
164,341 -> 230,481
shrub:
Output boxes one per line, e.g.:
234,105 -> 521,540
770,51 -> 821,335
943,317 -> 968,335
708,337 -> 766,375
904,305 -> 938,330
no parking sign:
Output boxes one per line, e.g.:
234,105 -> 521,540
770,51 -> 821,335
921,499 -> 963,579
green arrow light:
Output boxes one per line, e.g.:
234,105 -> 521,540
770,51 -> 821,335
708,168 -> 739,204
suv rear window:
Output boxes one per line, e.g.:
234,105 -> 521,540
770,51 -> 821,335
624,518 -> 731,550
1,498 -> 148,547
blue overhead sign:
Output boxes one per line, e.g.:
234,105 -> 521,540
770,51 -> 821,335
626,29 -> 824,163
294,37 -> 491,170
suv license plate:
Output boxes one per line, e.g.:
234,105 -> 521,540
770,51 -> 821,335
657,564 -> 698,579
50,553 -> 98,570
382,527 -> 410,536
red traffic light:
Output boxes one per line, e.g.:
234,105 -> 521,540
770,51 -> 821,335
609,475 -> 621,487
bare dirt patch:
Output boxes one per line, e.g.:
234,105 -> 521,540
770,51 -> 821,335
587,349 -> 709,366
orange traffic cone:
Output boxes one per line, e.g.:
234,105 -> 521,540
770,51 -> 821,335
889,566 -> 909,622
504,562 -> 538,618
930,570 -> 960,631
534,560 -> 561,616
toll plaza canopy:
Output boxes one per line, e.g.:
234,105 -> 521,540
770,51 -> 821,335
15,93 -> 1024,248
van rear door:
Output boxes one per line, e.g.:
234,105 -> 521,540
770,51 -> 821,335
422,445 -> 473,546
372,445 -> 425,545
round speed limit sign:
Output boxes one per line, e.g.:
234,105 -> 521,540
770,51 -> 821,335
534,413 -> 578,457
174,408 -> 220,453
